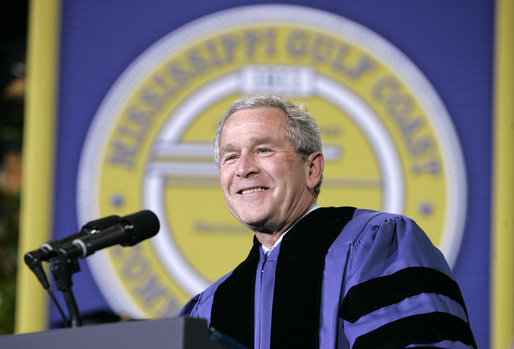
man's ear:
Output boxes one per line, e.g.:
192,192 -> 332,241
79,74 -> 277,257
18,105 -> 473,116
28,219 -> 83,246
306,151 -> 324,190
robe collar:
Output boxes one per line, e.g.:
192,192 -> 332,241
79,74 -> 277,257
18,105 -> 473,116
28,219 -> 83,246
211,207 -> 356,348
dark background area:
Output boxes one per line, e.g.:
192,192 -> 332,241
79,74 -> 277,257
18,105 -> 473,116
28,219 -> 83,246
0,0 -> 28,335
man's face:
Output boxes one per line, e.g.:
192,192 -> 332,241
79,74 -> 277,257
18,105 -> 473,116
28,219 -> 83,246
218,106 -> 317,233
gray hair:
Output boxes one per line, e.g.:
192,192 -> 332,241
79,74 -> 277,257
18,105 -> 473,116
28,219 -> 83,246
214,95 -> 323,194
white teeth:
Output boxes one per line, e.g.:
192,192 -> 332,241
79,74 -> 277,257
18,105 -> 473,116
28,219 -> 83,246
241,188 -> 266,194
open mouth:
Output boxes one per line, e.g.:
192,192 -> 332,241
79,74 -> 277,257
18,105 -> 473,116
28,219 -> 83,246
239,187 -> 268,195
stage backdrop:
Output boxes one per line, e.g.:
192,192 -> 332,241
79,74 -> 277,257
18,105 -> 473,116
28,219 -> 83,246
16,1 -> 513,349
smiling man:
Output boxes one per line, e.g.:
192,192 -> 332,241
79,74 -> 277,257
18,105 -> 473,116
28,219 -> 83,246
217,105 -> 322,249
180,95 -> 476,349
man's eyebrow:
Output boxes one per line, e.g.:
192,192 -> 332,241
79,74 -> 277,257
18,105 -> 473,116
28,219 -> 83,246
220,137 -> 279,155
250,137 -> 278,147
220,143 -> 236,155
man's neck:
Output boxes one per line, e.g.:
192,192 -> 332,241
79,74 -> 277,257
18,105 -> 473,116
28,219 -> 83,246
255,231 -> 283,250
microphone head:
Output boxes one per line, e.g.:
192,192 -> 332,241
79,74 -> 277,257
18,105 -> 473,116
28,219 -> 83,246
120,210 -> 160,246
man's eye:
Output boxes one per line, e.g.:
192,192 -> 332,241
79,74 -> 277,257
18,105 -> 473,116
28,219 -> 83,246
257,148 -> 271,153
224,154 -> 237,162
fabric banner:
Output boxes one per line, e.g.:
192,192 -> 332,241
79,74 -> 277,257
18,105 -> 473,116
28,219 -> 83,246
16,1 -> 508,348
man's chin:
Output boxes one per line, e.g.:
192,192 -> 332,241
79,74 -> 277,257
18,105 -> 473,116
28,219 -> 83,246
243,219 -> 265,228
240,217 -> 269,232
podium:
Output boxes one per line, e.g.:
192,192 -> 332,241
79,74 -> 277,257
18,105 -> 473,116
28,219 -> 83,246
0,317 -> 228,349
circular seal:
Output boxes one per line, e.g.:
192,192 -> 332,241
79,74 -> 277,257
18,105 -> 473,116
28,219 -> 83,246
77,4 -> 467,319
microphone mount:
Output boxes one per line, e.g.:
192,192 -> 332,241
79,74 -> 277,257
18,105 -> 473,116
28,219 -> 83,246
50,251 -> 82,327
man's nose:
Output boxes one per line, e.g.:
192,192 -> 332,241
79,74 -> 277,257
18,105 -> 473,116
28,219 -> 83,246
236,153 -> 259,178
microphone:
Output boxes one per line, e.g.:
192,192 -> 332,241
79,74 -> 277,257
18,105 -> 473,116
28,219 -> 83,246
24,214 -> 120,265
24,214 -> 121,289
60,210 -> 160,259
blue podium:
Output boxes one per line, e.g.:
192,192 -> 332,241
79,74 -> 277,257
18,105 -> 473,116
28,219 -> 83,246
0,317 -> 228,349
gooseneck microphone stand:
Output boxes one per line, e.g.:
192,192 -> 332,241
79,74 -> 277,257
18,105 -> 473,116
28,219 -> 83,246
23,214 -> 123,328
24,210 -> 161,329
50,251 -> 82,327
24,242 -> 83,328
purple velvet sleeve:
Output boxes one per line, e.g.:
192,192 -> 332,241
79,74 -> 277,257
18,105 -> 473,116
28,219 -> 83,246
178,272 -> 232,323
338,211 -> 473,348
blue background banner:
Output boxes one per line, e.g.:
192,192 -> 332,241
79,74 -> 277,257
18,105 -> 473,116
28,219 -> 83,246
47,1 -> 492,347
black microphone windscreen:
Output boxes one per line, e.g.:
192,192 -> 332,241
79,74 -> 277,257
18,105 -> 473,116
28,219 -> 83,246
120,210 -> 160,246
